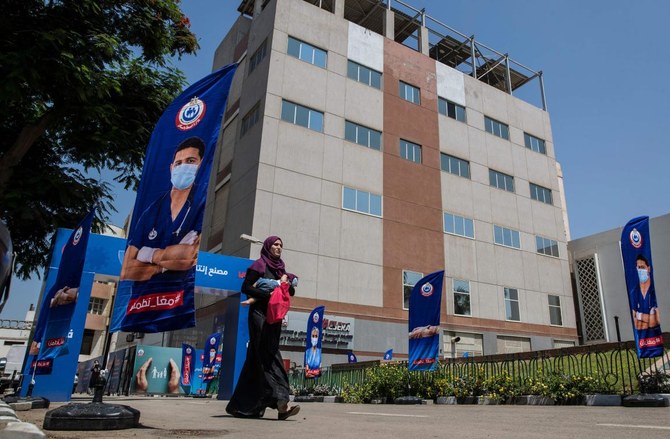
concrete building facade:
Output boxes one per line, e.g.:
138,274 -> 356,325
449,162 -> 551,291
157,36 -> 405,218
201,0 -> 577,366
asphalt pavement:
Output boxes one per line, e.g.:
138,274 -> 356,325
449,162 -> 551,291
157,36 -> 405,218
14,395 -> 670,439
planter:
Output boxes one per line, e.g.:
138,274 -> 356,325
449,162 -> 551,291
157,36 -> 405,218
557,396 -> 586,406
322,396 -> 344,403
585,394 -> 622,406
435,396 -> 457,405
456,396 -> 479,405
524,395 -> 555,405
369,397 -> 394,404
294,395 -> 324,403
478,396 -> 499,405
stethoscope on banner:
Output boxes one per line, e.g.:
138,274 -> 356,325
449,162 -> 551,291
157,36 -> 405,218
137,192 -> 193,242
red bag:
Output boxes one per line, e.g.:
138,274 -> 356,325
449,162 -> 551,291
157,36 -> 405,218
266,281 -> 290,324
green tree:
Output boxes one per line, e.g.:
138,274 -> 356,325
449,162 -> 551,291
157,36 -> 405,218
0,0 -> 198,278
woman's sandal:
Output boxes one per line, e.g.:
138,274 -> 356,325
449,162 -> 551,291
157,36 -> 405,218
277,404 -> 300,420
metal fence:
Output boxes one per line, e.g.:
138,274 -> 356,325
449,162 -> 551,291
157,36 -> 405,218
288,336 -> 670,395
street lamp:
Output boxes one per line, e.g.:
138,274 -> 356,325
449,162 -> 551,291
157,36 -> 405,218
239,233 -> 262,244
450,336 -> 460,358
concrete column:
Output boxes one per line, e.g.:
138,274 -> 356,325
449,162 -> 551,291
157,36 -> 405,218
419,26 -> 429,56
253,0 -> 262,17
334,0 -> 345,17
384,9 -> 394,40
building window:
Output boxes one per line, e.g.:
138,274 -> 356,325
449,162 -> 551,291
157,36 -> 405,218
530,183 -> 553,204
524,132 -> 546,154
342,186 -> 382,217
80,329 -> 95,355
489,169 -> 515,192
494,225 -> 521,249
240,102 -> 261,136
440,153 -> 470,178
438,98 -> 466,122
453,279 -> 471,316
399,139 -> 421,163
504,287 -> 520,321
347,60 -> 381,89
402,270 -> 423,310
536,236 -> 559,257
287,36 -> 327,68
484,116 -> 509,140
399,81 -> 421,105
444,212 -> 474,239
345,120 -> 382,150
549,295 -> 563,326
88,297 -> 105,315
248,39 -> 267,74
281,100 -> 324,132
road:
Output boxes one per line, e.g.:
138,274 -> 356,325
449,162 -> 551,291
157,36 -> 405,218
15,396 -> 670,439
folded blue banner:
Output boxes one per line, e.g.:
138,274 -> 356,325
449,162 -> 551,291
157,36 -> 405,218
347,351 -> 357,363
408,270 -> 444,371
181,343 -> 195,387
31,209 -> 95,373
621,216 -> 663,358
305,306 -> 324,378
383,349 -> 393,360
112,64 -> 238,333
202,332 -> 222,383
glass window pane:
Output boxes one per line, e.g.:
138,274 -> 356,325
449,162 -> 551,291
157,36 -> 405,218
357,190 -> 369,213
465,218 -> 474,238
494,226 -> 503,244
444,213 -> 454,233
454,216 -> 465,236
294,105 -> 309,127
548,295 -> 560,306
489,170 -> 497,187
343,187 -> 356,210
309,110 -> 323,132
345,121 -> 356,142
314,49 -> 327,68
370,194 -> 382,216
370,70 -> 381,89
512,231 -> 520,248
281,101 -> 294,123
438,98 -> 446,115
347,61 -> 358,80
370,130 -> 381,150
287,37 -> 300,58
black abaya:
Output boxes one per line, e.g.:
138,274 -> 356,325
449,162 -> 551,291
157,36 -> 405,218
225,267 -> 292,417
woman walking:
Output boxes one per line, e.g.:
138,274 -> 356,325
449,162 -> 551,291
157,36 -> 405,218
226,235 -> 300,420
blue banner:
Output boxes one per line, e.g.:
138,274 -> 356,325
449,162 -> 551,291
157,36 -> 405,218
383,349 -> 393,360
347,351 -> 357,363
305,306 -> 324,378
408,270 -> 444,371
621,216 -> 663,358
31,209 -> 95,373
112,64 -> 238,333
202,332 -> 222,383
181,343 -> 195,387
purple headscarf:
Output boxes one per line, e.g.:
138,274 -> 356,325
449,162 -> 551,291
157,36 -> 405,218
248,235 -> 289,279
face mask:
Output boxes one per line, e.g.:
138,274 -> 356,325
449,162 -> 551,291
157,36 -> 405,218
171,164 -> 198,190
311,337 -> 319,347
637,268 -> 649,283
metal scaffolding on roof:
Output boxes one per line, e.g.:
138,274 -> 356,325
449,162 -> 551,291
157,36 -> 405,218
237,0 -> 547,110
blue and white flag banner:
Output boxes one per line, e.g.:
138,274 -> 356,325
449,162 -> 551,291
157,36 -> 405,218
408,270 -> 444,371
181,343 -> 195,387
202,332 -> 222,383
383,349 -> 393,361
305,306 -> 324,378
347,351 -> 357,363
621,216 -> 663,358
31,209 -> 95,374
111,64 -> 238,333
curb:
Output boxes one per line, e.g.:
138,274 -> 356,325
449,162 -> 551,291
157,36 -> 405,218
0,398 -> 46,438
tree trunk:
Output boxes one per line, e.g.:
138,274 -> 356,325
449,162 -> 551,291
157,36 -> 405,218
0,111 -> 56,195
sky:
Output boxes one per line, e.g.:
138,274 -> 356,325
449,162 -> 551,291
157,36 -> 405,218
2,0 -> 669,320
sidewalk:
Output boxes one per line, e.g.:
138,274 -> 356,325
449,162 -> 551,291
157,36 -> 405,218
11,394 -> 670,439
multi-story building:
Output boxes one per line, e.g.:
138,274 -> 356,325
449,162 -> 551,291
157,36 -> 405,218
199,0 -> 577,366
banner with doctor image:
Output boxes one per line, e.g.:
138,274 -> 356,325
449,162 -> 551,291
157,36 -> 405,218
30,209 -> 95,374
408,270 -> 444,371
304,306 -> 324,379
621,216 -> 663,358
111,64 -> 238,334
202,331 -> 222,383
